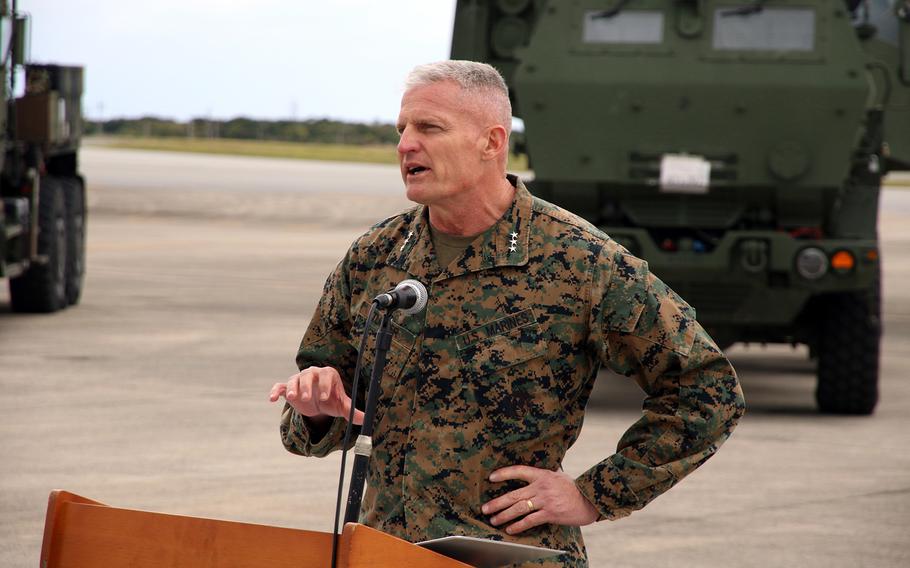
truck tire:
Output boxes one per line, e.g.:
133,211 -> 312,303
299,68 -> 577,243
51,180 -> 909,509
63,176 -> 86,305
9,176 -> 69,313
815,283 -> 881,415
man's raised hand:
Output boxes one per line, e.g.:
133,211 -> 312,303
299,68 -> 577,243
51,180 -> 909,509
269,366 -> 364,425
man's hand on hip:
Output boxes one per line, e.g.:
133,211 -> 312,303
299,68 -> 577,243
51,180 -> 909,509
481,465 -> 599,535
269,366 -> 364,425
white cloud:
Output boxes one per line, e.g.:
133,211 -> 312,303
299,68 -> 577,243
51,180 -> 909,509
19,0 -> 456,122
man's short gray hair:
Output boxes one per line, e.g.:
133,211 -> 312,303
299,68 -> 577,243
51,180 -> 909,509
405,60 -> 512,134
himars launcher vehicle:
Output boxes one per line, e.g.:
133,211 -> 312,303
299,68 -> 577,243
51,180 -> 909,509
1,0 -> 86,313
452,0 -> 910,414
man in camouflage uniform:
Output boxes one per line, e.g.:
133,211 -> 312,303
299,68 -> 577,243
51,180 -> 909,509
270,61 -> 745,567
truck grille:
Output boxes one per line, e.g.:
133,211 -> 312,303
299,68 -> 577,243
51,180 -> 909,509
628,151 -> 739,183
623,197 -> 744,228
672,281 -> 751,317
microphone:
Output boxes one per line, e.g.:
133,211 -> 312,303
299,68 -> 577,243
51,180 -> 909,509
341,279 -> 426,531
373,279 -> 427,315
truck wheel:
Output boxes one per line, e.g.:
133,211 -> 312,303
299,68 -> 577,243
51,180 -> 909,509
9,176 -> 69,313
815,285 -> 881,415
63,176 -> 86,305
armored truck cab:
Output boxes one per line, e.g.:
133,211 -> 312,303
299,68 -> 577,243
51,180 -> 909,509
453,0 -> 910,414
1,0 -> 86,312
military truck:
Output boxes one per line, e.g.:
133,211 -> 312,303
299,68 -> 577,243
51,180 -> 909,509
1,0 -> 86,313
452,0 -> 910,414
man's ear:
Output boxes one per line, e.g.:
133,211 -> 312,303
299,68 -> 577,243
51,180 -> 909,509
481,125 -> 509,162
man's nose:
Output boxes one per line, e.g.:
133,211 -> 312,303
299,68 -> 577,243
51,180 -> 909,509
397,127 -> 419,155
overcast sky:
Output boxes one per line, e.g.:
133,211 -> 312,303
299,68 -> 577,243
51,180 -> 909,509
21,0 -> 457,123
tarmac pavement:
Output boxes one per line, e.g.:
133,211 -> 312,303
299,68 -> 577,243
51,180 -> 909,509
1,147 -> 909,567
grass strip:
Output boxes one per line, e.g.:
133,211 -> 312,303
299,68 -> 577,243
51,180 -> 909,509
884,174 -> 910,188
97,136 -> 398,165
93,136 -> 530,170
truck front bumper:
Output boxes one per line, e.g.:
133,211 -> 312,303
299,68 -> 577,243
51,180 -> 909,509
603,228 -> 879,328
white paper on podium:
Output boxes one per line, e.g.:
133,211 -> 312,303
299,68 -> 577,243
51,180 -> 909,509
417,535 -> 565,568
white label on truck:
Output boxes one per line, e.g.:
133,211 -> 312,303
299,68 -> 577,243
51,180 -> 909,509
659,154 -> 711,194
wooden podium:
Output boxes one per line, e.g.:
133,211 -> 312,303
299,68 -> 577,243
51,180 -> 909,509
40,490 -> 472,567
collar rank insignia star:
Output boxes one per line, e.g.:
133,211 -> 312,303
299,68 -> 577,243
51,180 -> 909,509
509,231 -> 518,253
400,230 -> 414,252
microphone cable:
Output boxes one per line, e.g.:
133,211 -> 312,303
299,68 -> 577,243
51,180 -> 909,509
330,301 -> 378,568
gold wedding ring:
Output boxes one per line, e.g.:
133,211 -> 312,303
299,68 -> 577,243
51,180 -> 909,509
526,499 -> 535,512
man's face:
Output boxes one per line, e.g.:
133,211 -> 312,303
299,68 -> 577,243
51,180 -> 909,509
396,81 -> 487,206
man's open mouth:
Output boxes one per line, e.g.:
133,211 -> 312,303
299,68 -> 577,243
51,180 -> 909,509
408,166 -> 429,175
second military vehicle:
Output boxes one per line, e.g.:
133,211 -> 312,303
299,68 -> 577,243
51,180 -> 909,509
452,0 -> 910,414
1,0 -> 86,313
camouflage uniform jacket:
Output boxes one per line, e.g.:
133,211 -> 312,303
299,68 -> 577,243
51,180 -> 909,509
281,177 -> 745,567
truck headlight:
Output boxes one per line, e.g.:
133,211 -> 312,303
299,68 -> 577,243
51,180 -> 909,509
796,247 -> 828,280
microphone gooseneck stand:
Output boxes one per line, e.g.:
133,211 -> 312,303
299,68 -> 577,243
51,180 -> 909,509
343,309 -> 393,524
331,301 -> 397,568
331,280 -> 426,568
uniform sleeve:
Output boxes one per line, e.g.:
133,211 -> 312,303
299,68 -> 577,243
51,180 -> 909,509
279,253 -> 362,458
575,248 -> 745,520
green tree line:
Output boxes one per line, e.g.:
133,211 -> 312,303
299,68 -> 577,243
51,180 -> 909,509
86,116 -> 399,145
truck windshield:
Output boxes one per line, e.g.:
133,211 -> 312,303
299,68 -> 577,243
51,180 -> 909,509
857,0 -> 899,47
713,7 -> 815,51
583,10 -> 664,44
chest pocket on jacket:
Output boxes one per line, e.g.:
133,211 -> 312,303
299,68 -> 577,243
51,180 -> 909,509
457,315 -> 560,450
350,303 -> 417,424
